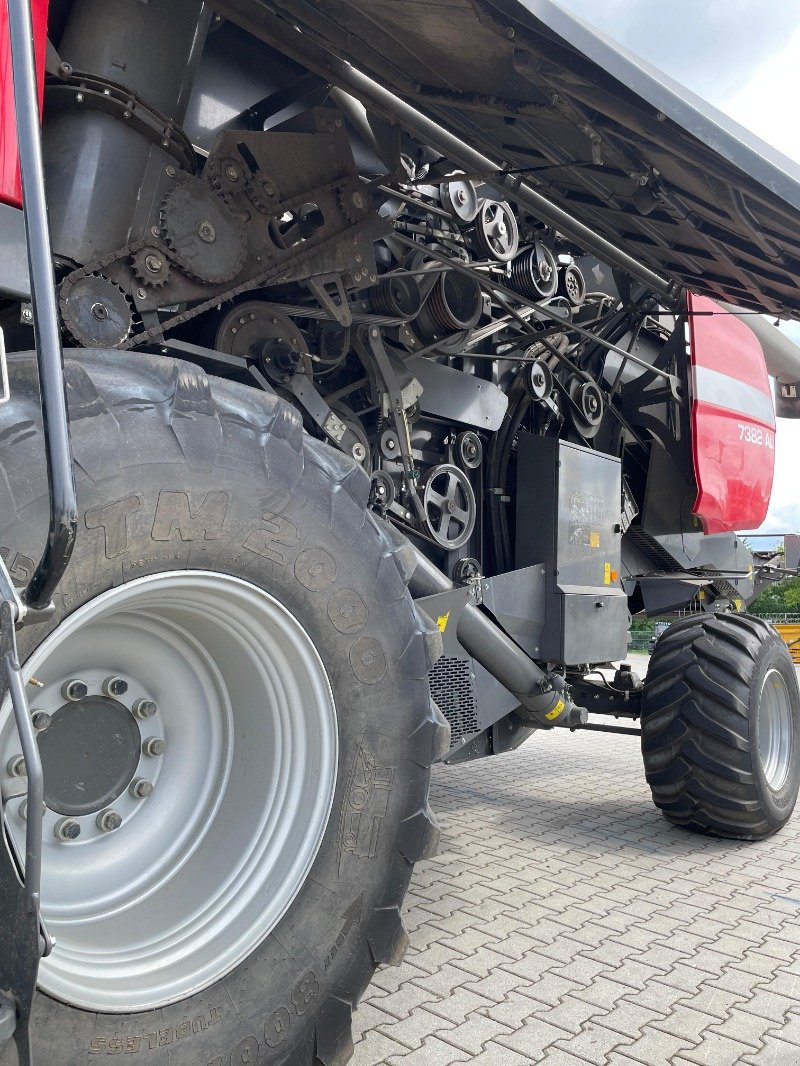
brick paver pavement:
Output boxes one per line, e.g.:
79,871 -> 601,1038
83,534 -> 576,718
352,666 -> 800,1065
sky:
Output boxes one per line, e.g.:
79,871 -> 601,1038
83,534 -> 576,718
559,0 -> 800,539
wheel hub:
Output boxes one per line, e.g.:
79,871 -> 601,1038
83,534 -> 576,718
39,695 -> 142,816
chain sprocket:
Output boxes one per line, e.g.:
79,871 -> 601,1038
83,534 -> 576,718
131,246 -> 171,289
160,177 -> 246,284
59,274 -> 133,348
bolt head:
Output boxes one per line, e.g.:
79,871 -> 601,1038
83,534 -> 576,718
197,220 -> 216,243
129,778 -> 154,799
131,698 -> 157,720
54,818 -> 81,842
166,165 -> 177,178
225,165 -> 240,182
31,710 -> 51,731
136,288 -> 147,300
62,679 -> 88,702
144,254 -> 163,273
21,307 -> 33,323
90,302 -> 109,321
143,736 -> 166,757
96,809 -> 122,833
7,755 -> 25,778
102,676 -> 129,698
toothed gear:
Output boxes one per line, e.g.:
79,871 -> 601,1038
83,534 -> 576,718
338,185 -> 369,225
206,155 -> 246,201
131,246 -> 171,289
59,275 -> 133,348
160,177 -> 246,284
245,172 -> 281,214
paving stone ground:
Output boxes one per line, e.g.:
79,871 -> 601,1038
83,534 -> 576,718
351,660 -> 800,1066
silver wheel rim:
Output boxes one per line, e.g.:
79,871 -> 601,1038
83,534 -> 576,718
0,571 -> 338,1012
757,667 -> 793,791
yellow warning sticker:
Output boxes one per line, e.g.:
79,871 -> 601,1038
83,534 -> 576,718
436,612 -> 450,633
603,562 -> 611,585
545,699 -> 565,721
589,531 -> 600,548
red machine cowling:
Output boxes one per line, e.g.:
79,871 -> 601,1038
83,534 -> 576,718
0,0 -> 49,208
688,292 -> 775,534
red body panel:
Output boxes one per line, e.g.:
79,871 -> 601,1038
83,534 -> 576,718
0,0 -> 49,208
688,292 -> 775,534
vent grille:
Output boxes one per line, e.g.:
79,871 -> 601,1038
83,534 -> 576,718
429,656 -> 479,743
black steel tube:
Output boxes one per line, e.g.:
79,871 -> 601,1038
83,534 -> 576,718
6,646 -> 43,912
409,547 -> 557,700
8,0 -> 78,610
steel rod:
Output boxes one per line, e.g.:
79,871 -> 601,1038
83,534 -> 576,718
7,0 -> 78,610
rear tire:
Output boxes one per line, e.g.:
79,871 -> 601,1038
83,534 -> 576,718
641,613 -> 800,840
0,349 -> 448,1065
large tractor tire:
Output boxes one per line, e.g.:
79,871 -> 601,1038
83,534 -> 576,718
0,350 -> 448,1066
641,613 -> 800,840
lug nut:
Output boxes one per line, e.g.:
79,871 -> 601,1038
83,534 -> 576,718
6,755 -> 25,778
96,809 -> 122,833
18,800 -> 44,821
31,710 -> 51,731
102,676 -> 129,698
54,818 -> 81,842
129,778 -> 154,799
142,737 -> 166,757
131,698 -> 157,720
62,679 -> 88,702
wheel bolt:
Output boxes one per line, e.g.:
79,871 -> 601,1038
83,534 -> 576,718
62,679 -> 88,701
54,818 -> 81,842
96,809 -> 122,833
142,737 -> 166,757
31,710 -> 51,731
6,755 -> 25,778
129,778 -> 154,799
18,800 -> 44,821
102,676 -> 129,698
131,698 -> 157,720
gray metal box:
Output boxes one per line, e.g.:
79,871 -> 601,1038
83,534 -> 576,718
515,434 -> 628,664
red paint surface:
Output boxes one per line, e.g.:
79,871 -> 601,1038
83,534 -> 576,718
0,0 -> 49,208
688,292 -> 775,534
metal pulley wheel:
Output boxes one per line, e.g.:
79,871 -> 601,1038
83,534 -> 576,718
526,358 -> 554,401
422,463 -> 477,549
440,172 -> 480,222
568,377 -> 604,438
456,430 -> 483,470
369,470 -> 396,512
510,245 -> 559,300
214,302 -> 307,383
473,200 -> 519,262
559,263 -> 586,306
452,557 -> 481,584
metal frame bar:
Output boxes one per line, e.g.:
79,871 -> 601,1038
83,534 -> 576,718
7,0 -> 77,611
